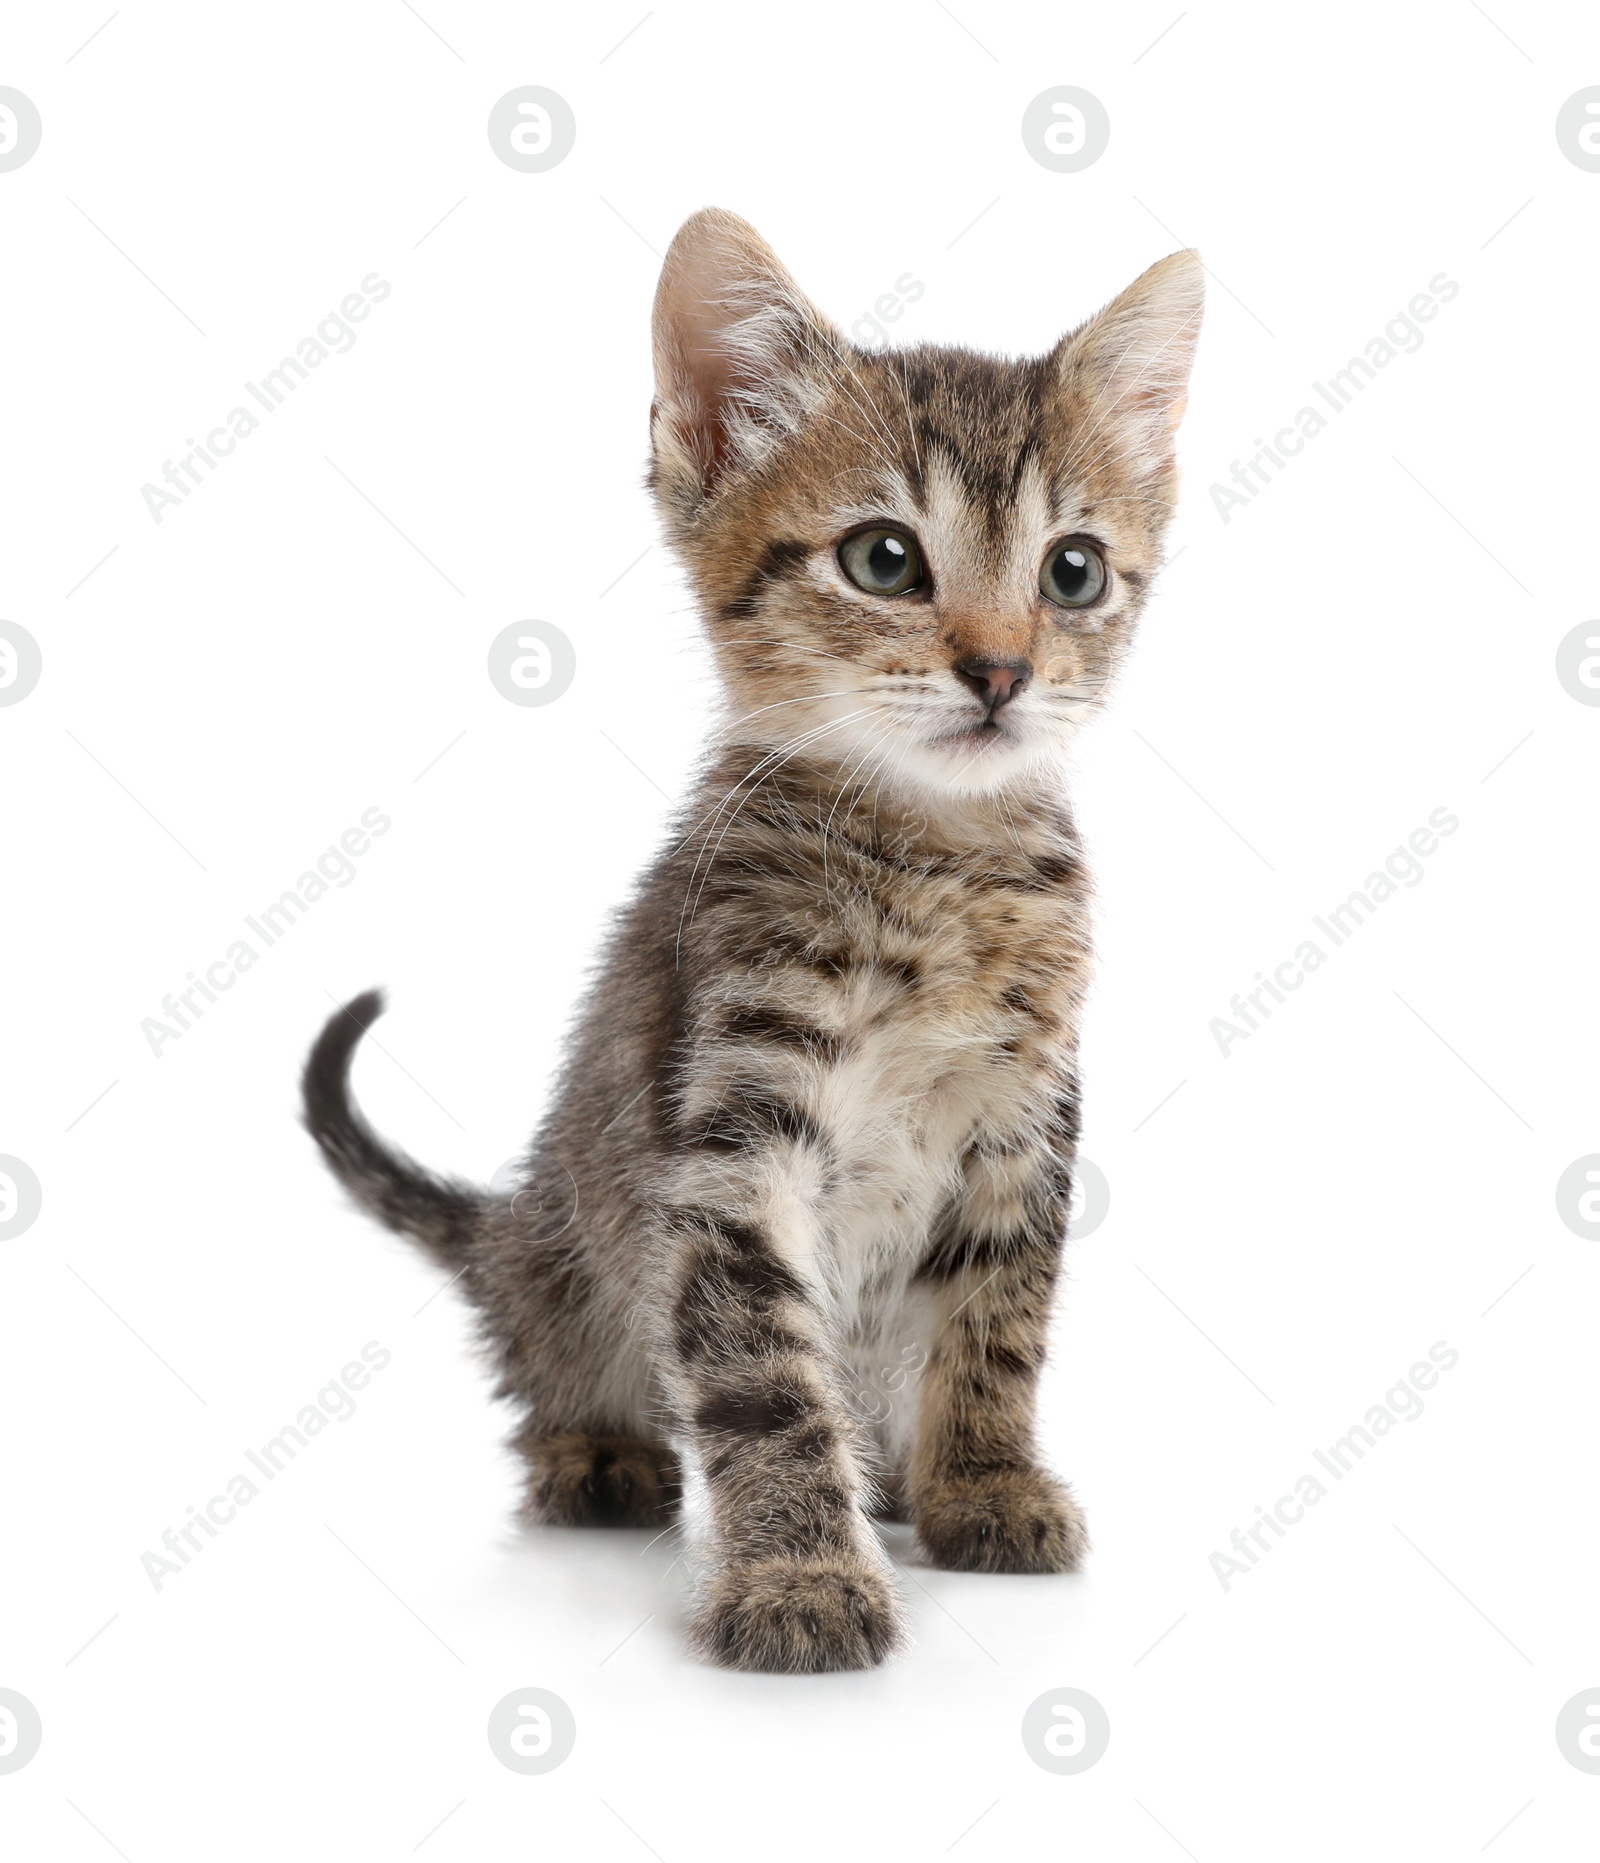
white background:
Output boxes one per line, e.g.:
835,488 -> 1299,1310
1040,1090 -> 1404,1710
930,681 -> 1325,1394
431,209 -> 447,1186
2,2 -> 1597,1857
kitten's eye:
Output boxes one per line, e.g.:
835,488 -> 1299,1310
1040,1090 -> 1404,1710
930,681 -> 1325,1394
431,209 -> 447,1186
1040,539 -> 1107,609
838,527 -> 924,596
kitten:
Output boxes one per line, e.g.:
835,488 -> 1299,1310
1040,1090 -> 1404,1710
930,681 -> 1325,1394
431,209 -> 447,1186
304,209 -> 1201,1673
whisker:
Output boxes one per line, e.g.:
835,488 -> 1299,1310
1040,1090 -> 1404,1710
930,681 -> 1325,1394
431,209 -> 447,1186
672,703 -> 872,860
892,354 -> 924,490
820,718 -> 893,895
808,329 -> 905,463
723,686 -> 864,730
676,707 -> 875,925
679,708 -> 880,945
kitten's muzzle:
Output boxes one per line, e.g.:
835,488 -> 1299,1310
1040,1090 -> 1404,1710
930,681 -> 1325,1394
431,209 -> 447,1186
953,656 -> 1031,712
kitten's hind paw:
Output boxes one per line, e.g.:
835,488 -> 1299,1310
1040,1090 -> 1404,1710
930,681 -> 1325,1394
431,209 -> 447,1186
691,1553 -> 905,1674
914,1466 -> 1089,1574
522,1432 -> 682,1528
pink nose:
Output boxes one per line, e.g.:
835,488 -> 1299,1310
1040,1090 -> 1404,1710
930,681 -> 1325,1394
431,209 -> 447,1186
953,657 -> 1031,709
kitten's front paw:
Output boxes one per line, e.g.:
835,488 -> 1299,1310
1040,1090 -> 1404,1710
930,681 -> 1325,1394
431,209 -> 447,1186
914,1466 -> 1089,1574
691,1553 -> 905,1674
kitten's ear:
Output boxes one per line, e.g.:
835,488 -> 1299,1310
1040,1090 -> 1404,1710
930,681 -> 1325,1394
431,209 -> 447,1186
650,207 -> 842,517
1053,250 -> 1204,482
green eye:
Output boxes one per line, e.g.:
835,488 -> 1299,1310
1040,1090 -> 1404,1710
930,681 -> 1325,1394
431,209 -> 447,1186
1040,539 -> 1107,609
838,527 -> 924,596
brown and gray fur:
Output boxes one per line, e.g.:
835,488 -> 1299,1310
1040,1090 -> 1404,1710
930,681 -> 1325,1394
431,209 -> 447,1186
304,209 -> 1202,1673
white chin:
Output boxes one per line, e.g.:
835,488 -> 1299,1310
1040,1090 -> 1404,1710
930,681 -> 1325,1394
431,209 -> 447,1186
897,723 -> 1047,795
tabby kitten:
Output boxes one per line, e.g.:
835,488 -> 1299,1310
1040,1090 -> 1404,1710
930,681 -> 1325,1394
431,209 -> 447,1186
305,209 -> 1202,1673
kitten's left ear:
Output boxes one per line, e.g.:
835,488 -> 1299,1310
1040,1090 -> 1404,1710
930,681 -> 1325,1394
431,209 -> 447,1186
650,207 -> 843,521
1053,250 -> 1204,481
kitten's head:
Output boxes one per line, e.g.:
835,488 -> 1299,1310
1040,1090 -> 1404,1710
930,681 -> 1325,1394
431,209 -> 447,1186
649,208 -> 1202,799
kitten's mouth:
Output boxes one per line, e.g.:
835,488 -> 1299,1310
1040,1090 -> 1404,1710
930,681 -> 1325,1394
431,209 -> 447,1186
934,715 -> 1011,750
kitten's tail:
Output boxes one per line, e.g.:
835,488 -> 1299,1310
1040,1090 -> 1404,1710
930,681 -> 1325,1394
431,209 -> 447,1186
302,990 -> 481,1269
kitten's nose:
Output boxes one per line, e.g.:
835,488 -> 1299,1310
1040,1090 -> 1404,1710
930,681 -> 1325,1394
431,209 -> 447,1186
953,656 -> 1031,710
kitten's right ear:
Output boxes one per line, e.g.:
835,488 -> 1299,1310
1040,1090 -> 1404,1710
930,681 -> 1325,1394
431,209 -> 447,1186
650,208 -> 840,520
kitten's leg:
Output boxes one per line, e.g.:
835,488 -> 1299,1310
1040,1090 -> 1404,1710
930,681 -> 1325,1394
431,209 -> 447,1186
865,1467 -> 912,1524
907,1113 -> 1089,1575
664,1207 -> 903,1673
517,1426 -> 682,1528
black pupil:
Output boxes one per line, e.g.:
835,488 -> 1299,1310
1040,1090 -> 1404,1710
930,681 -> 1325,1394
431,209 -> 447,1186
869,535 -> 907,584
1053,549 -> 1089,598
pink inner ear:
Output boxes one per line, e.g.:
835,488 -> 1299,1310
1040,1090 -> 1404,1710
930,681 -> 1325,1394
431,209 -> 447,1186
1055,251 -> 1204,446
1116,364 -> 1192,434
652,209 -> 831,498
676,287 -> 742,396
664,285 -> 746,486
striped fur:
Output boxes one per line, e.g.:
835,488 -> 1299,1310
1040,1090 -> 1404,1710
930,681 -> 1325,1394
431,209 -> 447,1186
305,210 -> 1201,1672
